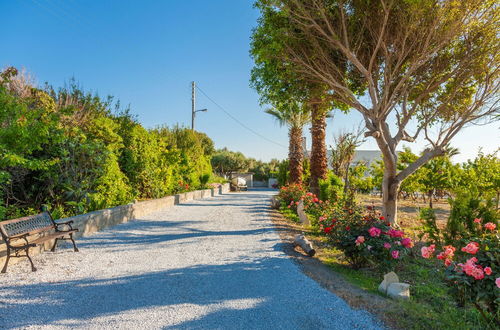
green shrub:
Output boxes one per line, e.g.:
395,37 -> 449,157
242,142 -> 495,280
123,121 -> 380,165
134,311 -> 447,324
322,207 -> 414,269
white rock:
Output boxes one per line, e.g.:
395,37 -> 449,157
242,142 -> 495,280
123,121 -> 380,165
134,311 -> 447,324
387,282 -> 410,300
297,200 -> 309,225
378,271 -> 399,294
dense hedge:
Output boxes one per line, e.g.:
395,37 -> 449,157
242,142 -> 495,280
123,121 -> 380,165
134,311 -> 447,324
0,68 -> 217,220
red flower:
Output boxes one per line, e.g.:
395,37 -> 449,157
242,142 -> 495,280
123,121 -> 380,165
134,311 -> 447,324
345,226 -> 350,231
379,216 -> 385,220
323,227 -> 332,234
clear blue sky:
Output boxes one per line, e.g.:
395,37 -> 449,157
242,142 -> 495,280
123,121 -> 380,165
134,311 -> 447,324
1,0 -> 498,162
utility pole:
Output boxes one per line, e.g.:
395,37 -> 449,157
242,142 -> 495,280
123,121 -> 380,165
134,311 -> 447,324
191,81 -> 207,131
191,81 -> 196,130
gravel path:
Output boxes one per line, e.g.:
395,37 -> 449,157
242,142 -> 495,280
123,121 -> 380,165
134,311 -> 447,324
0,189 -> 383,330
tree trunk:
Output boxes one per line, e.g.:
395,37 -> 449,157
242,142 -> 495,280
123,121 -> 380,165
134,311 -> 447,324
288,125 -> 303,185
309,103 -> 327,195
381,167 -> 400,225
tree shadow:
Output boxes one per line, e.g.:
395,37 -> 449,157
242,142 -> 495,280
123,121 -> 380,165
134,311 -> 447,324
0,258 -> 381,329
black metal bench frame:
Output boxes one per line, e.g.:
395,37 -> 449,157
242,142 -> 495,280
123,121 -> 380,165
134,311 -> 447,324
0,211 -> 79,273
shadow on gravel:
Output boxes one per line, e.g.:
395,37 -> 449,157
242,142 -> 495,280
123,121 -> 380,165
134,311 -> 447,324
0,257 -> 378,329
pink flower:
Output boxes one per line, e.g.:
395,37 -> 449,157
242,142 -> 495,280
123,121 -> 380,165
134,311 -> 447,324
387,229 -> 404,238
444,259 -> 452,267
484,267 -> 492,276
313,197 -> 319,203
496,278 -> 500,288
473,218 -> 482,223
355,236 -> 365,246
319,216 -> 326,222
391,250 -> 399,259
437,245 -> 456,259
401,238 -> 414,248
368,227 -> 382,237
461,242 -> 479,255
295,201 -> 299,206
287,205 -> 291,208
484,222 -> 496,231
421,244 -> 436,259
461,257 -> 484,280
383,242 -> 391,249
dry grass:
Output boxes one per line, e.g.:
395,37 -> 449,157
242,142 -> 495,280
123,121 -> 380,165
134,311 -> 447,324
358,194 -> 450,233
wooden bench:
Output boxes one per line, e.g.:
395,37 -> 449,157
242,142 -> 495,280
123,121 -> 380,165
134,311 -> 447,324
0,211 -> 79,273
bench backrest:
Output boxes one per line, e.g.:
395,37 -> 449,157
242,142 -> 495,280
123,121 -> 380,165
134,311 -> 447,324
0,212 -> 55,239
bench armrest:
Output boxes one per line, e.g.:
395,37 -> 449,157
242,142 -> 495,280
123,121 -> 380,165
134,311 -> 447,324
8,232 -> 30,240
54,220 -> 76,232
55,220 -> 74,226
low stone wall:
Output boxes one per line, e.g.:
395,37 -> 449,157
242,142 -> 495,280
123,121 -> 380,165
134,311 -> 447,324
0,183 -> 230,269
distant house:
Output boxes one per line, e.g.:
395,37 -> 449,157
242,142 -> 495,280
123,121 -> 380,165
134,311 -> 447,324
303,147 -> 382,169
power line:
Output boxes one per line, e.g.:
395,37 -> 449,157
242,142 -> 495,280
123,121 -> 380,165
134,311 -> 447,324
195,85 -> 287,149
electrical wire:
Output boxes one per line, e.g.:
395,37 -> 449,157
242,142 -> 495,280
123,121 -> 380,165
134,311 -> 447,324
195,85 -> 287,148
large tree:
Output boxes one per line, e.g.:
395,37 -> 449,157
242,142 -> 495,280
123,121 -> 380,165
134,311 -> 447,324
257,0 -> 500,224
250,4 -> 334,194
265,105 -> 310,184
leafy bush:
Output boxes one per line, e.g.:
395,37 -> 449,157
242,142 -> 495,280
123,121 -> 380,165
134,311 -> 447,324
420,225 -> 499,323
321,207 -> 413,269
0,67 -> 217,220
277,183 -> 305,210
318,171 -> 344,201
445,192 -> 498,243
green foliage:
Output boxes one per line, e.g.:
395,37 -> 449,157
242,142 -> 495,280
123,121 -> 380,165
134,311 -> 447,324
0,68 -> 216,220
276,159 -> 289,187
322,207 -> 413,269
418,208 -> 442,246
318,171 -> 344,202
445,192 -> 498,244
276,183 -> 305,210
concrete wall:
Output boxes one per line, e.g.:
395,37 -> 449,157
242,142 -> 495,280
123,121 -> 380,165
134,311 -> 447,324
0,183 -> 230,270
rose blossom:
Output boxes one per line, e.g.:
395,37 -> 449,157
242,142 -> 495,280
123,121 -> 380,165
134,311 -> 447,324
444,259 -> 452,267
421,244 -> 436,259
391,250 -> 399,259
473,218 -> 482,223
355,236 -> 365,246
387,228 -> 404,238
461,242 -> 479,255
368,227 -> 382,237
323,227 -> 332,234
401,238 -> 414,248
383,243 -> 391,249
484,222 -> 496,231
496,278 -> 500,288
461,257 -> 484,280
484,267 -> 492,276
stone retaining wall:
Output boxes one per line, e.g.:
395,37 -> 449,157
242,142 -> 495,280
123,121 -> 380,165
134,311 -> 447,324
0,183 -> 230,269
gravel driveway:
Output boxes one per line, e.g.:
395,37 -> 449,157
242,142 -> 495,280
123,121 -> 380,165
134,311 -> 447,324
0,189 -> 383,330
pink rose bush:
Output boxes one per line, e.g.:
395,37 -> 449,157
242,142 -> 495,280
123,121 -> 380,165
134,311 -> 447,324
421,233 -> 499,319
320,205 -> 413,269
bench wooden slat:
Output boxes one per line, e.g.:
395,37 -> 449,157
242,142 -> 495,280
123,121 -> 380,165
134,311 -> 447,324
30,230 -> 78,245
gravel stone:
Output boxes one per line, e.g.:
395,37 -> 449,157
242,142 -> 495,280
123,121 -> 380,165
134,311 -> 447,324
0,189 -> 383,330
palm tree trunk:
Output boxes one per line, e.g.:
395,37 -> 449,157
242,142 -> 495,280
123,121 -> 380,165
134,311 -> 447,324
309,103 -> 327,195
288,125 -> 303,185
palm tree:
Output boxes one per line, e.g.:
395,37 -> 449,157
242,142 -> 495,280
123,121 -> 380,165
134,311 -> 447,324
266,104 -> 310,185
